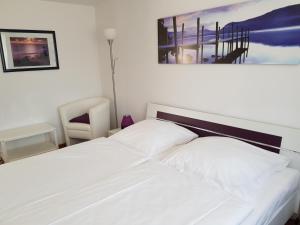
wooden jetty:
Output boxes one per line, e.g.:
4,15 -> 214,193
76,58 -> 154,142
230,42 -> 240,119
158,17 -> 250,64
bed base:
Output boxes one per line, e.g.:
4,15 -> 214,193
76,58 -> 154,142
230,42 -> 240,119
269,193 -> 298,225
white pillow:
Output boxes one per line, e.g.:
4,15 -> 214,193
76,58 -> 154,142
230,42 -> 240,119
110,119 -> 198,158
163,137 -> 290,189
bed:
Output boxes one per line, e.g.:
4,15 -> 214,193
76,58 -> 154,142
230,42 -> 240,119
0,103 -> 299,225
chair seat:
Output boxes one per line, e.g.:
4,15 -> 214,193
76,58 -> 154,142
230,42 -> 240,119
66,122 -> 91,131
66,123 -> 92,140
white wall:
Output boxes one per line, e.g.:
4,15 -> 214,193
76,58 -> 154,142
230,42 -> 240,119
96,0 -> 300,129
0,0 -> 102,143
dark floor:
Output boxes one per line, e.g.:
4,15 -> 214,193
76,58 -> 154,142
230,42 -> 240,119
286,218 -> 299,225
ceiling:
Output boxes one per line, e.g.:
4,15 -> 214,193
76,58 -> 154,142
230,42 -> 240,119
41,0 -> 98,6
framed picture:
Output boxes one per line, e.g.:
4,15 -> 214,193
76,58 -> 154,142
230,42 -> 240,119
0,29 -> 59,72
158,0 -> 300,65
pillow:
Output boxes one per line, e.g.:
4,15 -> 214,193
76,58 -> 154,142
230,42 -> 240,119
163,137 -> 290,189
69,113 -> 90,124
110,119 -> 198,157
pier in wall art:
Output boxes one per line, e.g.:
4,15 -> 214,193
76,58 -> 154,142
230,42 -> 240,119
157,0 -> 300,64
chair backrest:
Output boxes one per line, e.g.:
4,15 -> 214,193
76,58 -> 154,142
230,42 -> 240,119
59,97 -> 109,123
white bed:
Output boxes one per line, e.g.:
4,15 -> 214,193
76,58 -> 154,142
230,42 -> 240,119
0,138 -> 298,225
0,103 -> 299,225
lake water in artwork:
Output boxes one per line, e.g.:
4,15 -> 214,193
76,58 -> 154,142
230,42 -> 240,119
10,37 -> 50,67
158,0 -> 300,64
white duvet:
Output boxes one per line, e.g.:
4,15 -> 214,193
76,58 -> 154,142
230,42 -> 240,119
0,138 -> 253,225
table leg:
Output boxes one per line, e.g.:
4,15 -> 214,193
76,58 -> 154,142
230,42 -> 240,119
51,130 -> 58,149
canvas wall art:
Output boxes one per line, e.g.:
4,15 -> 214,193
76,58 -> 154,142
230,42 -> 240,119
0,29 -> 59,72
158,0 -> 300,64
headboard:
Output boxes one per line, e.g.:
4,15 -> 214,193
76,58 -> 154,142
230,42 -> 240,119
147,103 -> 300,170
157,111 -> 282,153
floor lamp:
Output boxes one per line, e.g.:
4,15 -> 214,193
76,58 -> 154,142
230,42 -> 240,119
104,28 -> 118,127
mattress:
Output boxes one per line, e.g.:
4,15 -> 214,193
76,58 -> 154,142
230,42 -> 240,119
241,168 -> 300,225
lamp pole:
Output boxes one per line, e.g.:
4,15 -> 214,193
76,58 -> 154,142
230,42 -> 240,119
108,39 -> 118,127
104,28 -> 118,128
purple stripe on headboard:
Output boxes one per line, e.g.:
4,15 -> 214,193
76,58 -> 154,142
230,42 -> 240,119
157,111 -> 282,153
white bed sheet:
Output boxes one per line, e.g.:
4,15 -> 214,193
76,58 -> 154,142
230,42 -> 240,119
241,168 -> 300,225
0,138 -> 146,217
0,160 -> 253,225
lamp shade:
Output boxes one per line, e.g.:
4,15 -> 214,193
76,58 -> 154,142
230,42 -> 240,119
104,28 -> 117,40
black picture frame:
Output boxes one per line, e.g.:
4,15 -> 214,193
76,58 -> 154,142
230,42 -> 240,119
0,29 -> 59,72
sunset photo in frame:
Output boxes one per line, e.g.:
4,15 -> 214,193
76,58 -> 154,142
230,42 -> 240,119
0,29 -> 59,72
157,0 -> 300,65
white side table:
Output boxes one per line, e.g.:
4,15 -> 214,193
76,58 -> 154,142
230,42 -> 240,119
108,128 -> 121,137
0,123 -> 58,163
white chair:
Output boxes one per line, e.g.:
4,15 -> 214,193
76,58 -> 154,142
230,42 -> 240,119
59,97 -> 110,146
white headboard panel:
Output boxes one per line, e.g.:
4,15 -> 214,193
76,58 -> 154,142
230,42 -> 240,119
147,103 -> 300,171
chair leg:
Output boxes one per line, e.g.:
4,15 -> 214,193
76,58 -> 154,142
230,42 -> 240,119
65,135 -> 71,146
